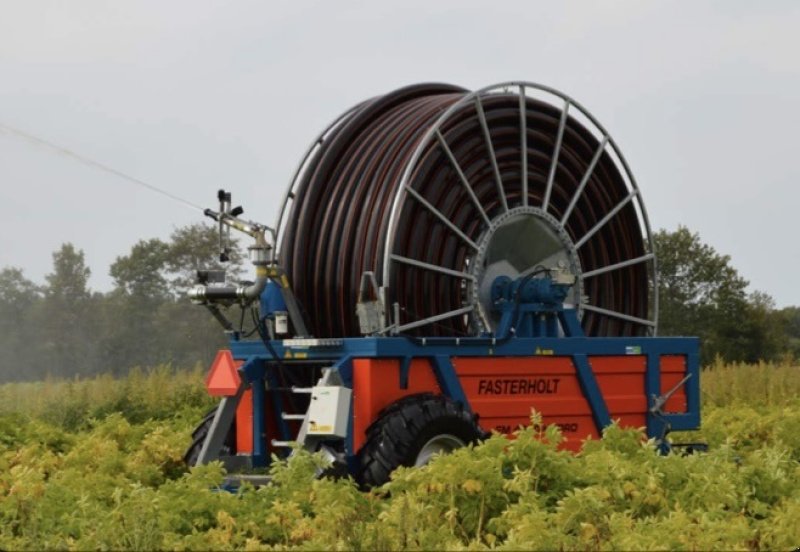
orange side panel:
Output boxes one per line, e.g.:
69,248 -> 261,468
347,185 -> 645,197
236,388 -> 253,454
352,358 -> 440,452
455,356 -> 600,451
233,385 -> 303,457
352,354 -> 690,455
591,357 -> 648,445
592,356 -> 647,431
660,355 -> 688,413
456,355 -> 688,452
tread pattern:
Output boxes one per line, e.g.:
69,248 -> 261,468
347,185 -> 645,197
183,407 -> 235,467
357,393 -> 487,488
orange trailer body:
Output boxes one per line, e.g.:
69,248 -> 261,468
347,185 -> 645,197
351,355 -> 688,452
207,338 -> 699,462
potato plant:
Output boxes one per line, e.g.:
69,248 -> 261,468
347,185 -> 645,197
0,363 -> 798,550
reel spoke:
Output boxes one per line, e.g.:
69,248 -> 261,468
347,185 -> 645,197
519,85 -> 528,207
581,303 -> 656,327
543,100 -> 570,213
474,95 -> 508,212
390,254 -> 476,280
560,135 -> 609,226
582,253 -> 655,278
434,130 -> 491,227
396,305 -> 475,333
575,190 -> 638,249
404,186 -> 480,251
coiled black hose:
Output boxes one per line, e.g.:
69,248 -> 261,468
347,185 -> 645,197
279,83 -> 651,338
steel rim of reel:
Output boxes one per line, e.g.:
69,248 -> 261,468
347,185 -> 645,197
277,81 -> 657,338
413,433 -> 466,467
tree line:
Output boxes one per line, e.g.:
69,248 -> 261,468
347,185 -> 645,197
0,224 -> 242,382
655,226 -> 799,365
0,224 -> 797,381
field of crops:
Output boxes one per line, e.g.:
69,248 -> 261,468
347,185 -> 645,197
0,361 -> 799,550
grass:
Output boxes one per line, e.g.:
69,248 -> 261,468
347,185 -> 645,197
0,365 -> 214,430
701,357 -> 800,407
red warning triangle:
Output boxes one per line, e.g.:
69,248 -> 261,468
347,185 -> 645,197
205,349 -> 243,397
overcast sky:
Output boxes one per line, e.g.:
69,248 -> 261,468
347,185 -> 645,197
1,1 -> 798,306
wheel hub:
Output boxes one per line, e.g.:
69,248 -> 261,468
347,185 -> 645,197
469,206 -> 582,332
414,434 -> 466,467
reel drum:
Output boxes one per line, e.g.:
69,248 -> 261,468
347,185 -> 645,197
277,82 -> 657,338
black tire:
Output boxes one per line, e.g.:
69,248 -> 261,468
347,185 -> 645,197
183,407 -> 236,467
357,393 -> 486,488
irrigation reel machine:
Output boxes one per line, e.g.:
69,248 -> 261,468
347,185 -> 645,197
184,82 -> 700,487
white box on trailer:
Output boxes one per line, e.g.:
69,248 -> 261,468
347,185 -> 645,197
306,386 -> 351,438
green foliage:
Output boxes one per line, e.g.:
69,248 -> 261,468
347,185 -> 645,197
110,238 -> 171,300
37,243 -> 99,377
0,365 -> 215,430
0,268 -> 42,380
164,223 -> 244,294
0,222 -> 246,382
655,226 -> 797,365
0,365 -> 798,550
774,305 -> 800,358
701,358 -> 800,408
44,243 -> 92,306
0,268 -> 40,312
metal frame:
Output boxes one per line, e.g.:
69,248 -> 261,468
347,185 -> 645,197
380,81 -> 659,336
223,331 -> 700,468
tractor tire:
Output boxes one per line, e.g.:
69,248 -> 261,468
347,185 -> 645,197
357,393 -> 486,488
183,407 -> 236,467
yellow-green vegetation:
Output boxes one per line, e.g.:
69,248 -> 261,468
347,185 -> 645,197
0,365 -> 214,430
1,363 -> 799,550
700,357 -> 800,407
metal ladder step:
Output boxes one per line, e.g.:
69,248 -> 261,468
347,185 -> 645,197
273,373 -> 339,450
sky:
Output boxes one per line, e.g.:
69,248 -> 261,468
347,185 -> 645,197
1,1 -> 799,306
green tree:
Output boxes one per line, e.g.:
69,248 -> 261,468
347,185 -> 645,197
743,291 -> 787,362
110,238 -> 170,300
45,243 -> 91,306
654,226 -> 779,364
38,244 -> 99,377
0,268 -> 42,380
164,223 -> 244,295
0,222 -> 249,380
101,239 -> 173,372
775,306 -> 800,358
0,267 -> 41,330
159,223 -> 243,367
97,224 -> 241,374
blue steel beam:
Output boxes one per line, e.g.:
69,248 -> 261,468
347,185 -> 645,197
571,353 -> 611,433
230,335 -> 699,361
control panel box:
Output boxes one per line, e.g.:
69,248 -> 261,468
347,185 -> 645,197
306,386 -> 352,438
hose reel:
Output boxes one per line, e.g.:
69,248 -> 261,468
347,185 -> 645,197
276,82 -> 657,338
